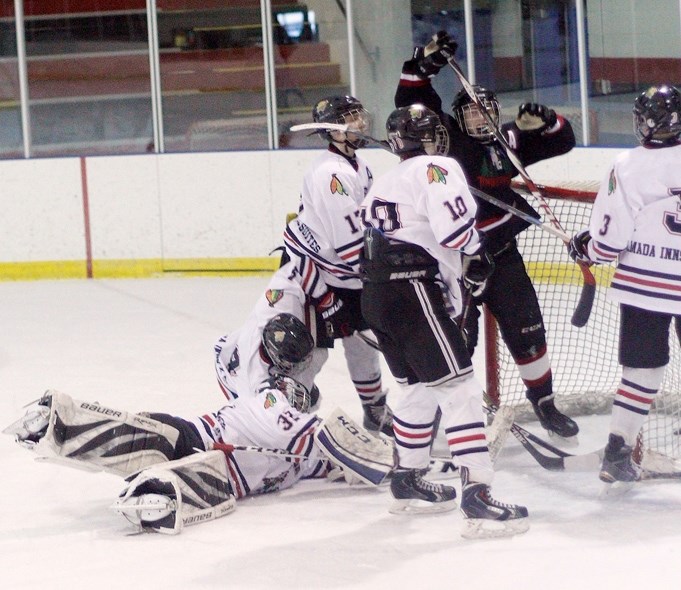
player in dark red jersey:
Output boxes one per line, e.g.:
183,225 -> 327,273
395,31 -> 578,438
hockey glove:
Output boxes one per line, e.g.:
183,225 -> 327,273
462,250 -> 495,298
568,229 -> 593,264
314,290 -> 344,321
516,103 -> 557,132
416,31 -> 458,77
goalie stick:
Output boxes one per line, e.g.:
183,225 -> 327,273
446,57 -> 596,328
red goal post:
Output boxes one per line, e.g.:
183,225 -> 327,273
486,180 -> 681,462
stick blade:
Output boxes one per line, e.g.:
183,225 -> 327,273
571,281 -> 596,327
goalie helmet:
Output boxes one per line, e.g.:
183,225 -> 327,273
633,85 -> 681,147
452,86 -> 500,143
261,313 -> 314,376
258,375 -> 311,413
385,104 -> 449,157
312,95 -> 372,149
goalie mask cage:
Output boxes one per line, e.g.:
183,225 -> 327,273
485,181 -> 681,462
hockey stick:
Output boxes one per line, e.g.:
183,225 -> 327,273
211,442 -> 304,460
468,186 -> 569,242
446,57 -> 596,327
288,122 -> 391,150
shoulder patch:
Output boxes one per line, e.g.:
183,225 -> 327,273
608,168 -> 617,195
264,392 -> 278,409
265,289 -> 284,307
330,174 -> 349,195
427,163 -> 448,184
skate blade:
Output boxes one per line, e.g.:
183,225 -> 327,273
461,516 -> 530,540
389,497 -> 458,515
111,494 -> 176,521
598,480 -> 635,499
547,431 -> 580,447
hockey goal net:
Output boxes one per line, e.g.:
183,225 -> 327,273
486,180 -> 681,461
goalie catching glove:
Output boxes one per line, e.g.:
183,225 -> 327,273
568,229 -> 593,264
462,249 -> 495,297
515,103 -> 557,132
416,30 -> 458,77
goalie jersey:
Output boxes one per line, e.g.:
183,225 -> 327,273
190,388 -> 329,498
586,143 -> 681,314
283,146 -> 372,298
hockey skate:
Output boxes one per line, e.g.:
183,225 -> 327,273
599,434 -> 641,485
389,468 -> 457,514
530,395 -> 579,439
112,477 -> 179,534
459,467 -> 529,539
362,396 -> 394,438
3,393 -> 52,449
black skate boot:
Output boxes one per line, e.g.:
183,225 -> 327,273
362,395 -> 394,437
460,467 -> 529,539
530,395 -> 579,438
389,468 -> 457,514
599,434 -> 641,483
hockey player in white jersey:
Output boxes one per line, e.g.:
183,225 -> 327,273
283,96 -> 393,437
360,104 -> 528,538
569,84 -> 681,485
4,332 -> 394,534
213,261 -> 325,405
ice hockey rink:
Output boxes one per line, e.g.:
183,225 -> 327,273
2,276 -> 681,590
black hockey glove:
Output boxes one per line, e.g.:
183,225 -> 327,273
515,103 -> 557,132
568,229 -> 593,264
416,31 -> 458,77
462,249 -> 495,298
314,290 -> 344,321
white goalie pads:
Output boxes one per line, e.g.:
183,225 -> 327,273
112,450 -> 236,535
315,407 -> 396,486
11,390 -> 180,477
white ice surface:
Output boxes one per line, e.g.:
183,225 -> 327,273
2,277 -> 681,590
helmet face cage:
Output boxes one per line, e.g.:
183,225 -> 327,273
258,375 -> 311,413
386,105 -> 445,155
312,96 -> 372,148
261,313 -> 314,376
633,85 -> 681,147
452,87 -> 500,143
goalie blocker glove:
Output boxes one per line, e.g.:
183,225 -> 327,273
416,30 -> 458,78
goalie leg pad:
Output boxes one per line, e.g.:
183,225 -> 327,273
112,450 -> 236,534
315,407 -> 396,486
32,390 -> 180,476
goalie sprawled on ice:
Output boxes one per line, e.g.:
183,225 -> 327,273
4,381 -> 395,535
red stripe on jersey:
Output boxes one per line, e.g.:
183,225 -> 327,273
225,459 -> 245,499
447,433 -> 486,445
202,414 -> 215,427
613,271 -> 681,292
450,229 -> 473,249
340,246 -> 362,261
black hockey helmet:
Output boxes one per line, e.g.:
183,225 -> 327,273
261,313 -> 314,375
257,374 -> 311,413
385,104 -> 449,157
633,84 -> 681,147
452,85 -> 500,143
312,95 -> 372,149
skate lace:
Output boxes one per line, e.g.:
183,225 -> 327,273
415,473 -> 445,492
479,487 -> 518,510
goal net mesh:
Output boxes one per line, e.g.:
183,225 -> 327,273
487,181 -> 681,460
